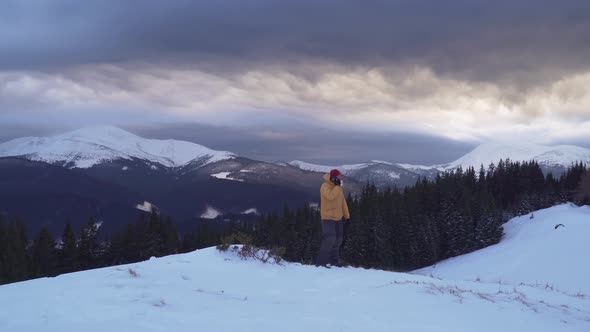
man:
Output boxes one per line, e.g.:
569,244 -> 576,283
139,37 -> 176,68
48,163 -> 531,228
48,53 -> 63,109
316,169 -> 350,267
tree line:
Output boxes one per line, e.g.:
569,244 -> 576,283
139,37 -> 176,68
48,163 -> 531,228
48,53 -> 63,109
251,160 -> 588,271
0,211 -> 252,285
1,159 -> 588,285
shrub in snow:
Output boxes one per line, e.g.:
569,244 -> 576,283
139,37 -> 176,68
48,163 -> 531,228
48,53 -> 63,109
127,268 -> 140,278
217,232 -> 285,264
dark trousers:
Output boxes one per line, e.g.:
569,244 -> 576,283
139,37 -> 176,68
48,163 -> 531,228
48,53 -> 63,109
316,219 -> 344,266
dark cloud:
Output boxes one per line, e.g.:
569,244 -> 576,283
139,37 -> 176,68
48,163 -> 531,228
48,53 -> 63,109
125,122 -> 475,165
2,1 -> 589,160
2,1 -> 590,85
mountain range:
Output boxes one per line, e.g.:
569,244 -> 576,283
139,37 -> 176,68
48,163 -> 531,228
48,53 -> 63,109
0,126 -> 340,234
1,126 -> 588,234
289,141 -> 590,186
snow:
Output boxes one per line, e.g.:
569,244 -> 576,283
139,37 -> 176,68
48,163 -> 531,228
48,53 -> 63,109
387,171 -> 400,179
396,163 -> 439,171
242,208 -> 258,215
1,206 -> 589,331
121,166 -> 129,171
370,159 -> 393,165
210,172 -> 244,182
200,205 -> 221,219
136,201 -> 155,213
288,160 -> 393,174
0,126 -> 235,169
292,143 -> 590,176
211,172 -> 232,179
416,203 -> 590,294
288,160 -> 342,173
441,142 -> 590,171
1,238 -> 589,331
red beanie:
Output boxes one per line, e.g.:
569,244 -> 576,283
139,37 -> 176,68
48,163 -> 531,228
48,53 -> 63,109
330,169 -> 342,177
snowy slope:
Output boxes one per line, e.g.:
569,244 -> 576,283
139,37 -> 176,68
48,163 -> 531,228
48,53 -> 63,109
1,205 -> 590,332
287,160 -> 418,186
210,171 -> 244,182
416,203 -> 590,294
288,160 -> 402,178
0,126 -> 235,168
200,205 -> 222,219
288,160 -> 372,173
440,142 -> 590,171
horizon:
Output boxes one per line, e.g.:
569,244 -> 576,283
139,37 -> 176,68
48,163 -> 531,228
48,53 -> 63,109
1,124 -> 590,167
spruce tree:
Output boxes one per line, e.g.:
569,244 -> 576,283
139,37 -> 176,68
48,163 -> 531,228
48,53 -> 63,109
58,222 -> 78,274
0,211 -> 6,284
30,227 -> 56,278
575,170 -> 590,205
162,216 -> 179,255
142,212 -> 164,258
78,217 -> 99,269
2,220 -> 29,283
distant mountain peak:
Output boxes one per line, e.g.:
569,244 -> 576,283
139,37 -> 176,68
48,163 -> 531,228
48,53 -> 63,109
287,159 -> 394,174
0,126 -> 236,168
443,141 -> 590,170
288,141 -> 590,187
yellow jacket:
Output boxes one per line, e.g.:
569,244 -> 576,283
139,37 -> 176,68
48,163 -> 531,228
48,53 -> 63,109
320,173 -> 350,221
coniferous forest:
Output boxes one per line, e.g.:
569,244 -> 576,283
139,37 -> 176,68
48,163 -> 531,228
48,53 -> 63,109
1,159 -> 588,285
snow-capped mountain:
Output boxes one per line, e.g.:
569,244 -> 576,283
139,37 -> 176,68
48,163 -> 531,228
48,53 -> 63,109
438,141 -> 590,171
287,160 -> 431,188
288,160 -> 391,173
290,142 -> 590,186
1,204 -> 589,331
0,126 -> 235,169
0,127 -> 329,229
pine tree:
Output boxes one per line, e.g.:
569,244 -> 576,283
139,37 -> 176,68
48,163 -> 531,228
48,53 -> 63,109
0,211 -> 6,284
78,217 -> 99,269
162,216 -> 179,255
124,223 -> 140,262
142,212 -> 164,258
575,170 -> 590,205
58,222 -> 78,274
2,220 -> 29,283
30,227 -> 56,278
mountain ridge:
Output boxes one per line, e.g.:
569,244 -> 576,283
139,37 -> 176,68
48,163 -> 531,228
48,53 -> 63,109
289,141 -> 590,175
0,126 -> 235,169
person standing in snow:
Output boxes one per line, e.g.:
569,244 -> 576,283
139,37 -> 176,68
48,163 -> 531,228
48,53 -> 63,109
316,169 -> 350,267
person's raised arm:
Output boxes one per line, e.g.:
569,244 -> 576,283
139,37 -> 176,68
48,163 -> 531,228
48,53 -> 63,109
321,183 -> 343,201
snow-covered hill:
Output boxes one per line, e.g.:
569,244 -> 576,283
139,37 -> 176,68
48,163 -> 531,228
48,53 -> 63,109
287,160 -> 423,187
416,203 -> 590,294
288,160 -> 392,173
0,126 -> 235,168
439,142 -> 590,171
1,205 -> 589,331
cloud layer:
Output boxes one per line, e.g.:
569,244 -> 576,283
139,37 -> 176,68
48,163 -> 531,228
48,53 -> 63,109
1,1 -> 590,152
2,62 -> 590,143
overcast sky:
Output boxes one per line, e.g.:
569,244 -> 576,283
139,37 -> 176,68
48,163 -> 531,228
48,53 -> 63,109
1,1 -> 589,164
